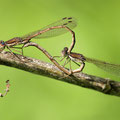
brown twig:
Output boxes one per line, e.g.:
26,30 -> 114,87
0,80 -> 10,97
0,51 -> 120,97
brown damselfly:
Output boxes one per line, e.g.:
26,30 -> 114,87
54,47 -> 120,76
0,17 -> 77,57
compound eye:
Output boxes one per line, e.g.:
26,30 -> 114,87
61,47 -> 68,57
0,40 -> 5,45
0,40 -> 5,52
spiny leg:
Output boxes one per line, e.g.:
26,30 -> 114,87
60,56 -> 66,62
69,60 -> 73,74
21,41 -> 31,56
6,46 -> 22,61
21,44 -> 25,56
52,55 -> 67,63
9,46 -> 29,61
52,56 -> 63,61
10,47 -> 22,54
53,56 -> 70,67
10,46 -> 23,49
63,57 -> 71,67
10,46 -> 25,56
11,45 -> 29,61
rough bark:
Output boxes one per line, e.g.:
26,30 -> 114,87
0,51 -> 120,97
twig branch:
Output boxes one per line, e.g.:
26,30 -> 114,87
0,51 -> 120,97
0,80 -> 10,97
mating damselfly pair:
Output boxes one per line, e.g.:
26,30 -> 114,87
0,17 -> 120,77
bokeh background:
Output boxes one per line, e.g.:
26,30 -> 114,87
0,0 -> 120,120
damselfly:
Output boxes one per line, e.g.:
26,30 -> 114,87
55,47 -> 120,76
0,17 -> 77,56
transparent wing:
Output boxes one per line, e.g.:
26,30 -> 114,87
86,57 -> 120,77
21,17 -> 77,39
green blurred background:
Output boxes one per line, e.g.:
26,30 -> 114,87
0,0 -> 120,120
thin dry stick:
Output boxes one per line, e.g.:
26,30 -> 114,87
0,80 -> 10,97
0,44 -> 119,97
0,51 -> 120,97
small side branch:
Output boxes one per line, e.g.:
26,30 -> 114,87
0,80 -> 10,97
0,51 -> 120,97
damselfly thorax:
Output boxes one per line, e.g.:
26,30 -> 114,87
69,52 -> 86,63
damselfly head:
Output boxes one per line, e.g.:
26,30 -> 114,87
61,47 -> 68,57
0,40 -> 5,52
